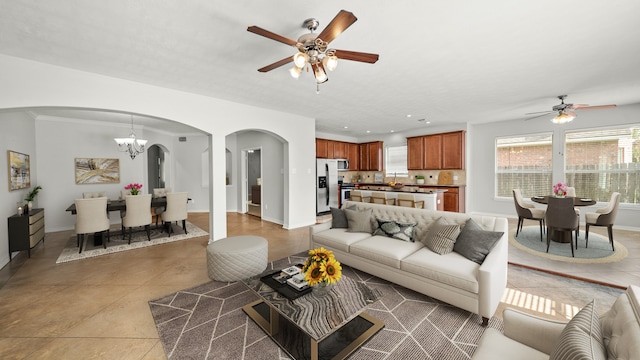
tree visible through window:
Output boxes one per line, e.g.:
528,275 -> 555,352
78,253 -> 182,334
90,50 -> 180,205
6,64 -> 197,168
496,134 -> 553,198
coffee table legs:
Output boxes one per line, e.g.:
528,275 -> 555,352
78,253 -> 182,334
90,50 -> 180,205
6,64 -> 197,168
243,300 -> 384,360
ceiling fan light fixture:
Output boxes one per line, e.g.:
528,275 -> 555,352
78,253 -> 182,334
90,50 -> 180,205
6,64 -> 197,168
289,66 -> 302,79
551,111 -> 575,124
313,63 -> 328,84
323,54 -> 338,71
293,52 -> 309,68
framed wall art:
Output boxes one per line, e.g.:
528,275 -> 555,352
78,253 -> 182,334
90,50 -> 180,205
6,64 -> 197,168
74,158 -> 120,184
8,150 -> 31,191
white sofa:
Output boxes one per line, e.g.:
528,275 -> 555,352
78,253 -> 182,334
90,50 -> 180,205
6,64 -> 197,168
472,285 -> 640,359
310,201 -> 508,325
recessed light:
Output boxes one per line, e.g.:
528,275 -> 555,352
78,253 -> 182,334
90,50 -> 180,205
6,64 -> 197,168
343,126 -> 348,129
406,114 -> 412,118
366,130 -> 371,133
390,130 -> 395,133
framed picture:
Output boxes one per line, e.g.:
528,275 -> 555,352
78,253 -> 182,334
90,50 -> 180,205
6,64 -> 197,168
8,150 -> 31,191
74,158 -> 120,184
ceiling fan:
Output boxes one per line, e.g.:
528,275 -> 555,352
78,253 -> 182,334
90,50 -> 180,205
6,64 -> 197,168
247,10 -> 379,87
525,95 -> 617,124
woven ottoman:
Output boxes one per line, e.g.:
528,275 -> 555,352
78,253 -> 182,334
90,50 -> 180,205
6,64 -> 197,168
207,235 -> 268,281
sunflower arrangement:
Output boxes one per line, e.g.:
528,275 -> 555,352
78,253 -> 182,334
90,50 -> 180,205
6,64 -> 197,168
302,247 -> 342,286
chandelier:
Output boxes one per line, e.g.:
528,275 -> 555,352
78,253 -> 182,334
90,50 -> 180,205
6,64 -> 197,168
114,115 -> 148,159
288,18 -> 339,90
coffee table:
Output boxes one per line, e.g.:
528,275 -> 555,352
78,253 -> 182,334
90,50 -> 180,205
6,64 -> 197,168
241,272 -> 384,360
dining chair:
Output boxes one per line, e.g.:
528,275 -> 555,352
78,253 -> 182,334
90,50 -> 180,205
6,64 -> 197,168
350,190 -> 370,203
74,197 -> 110,253
152,187 -> 172,227
161,192 -> 188,236
122,194 -> 152,244
512,189 -> 545,241
370,191 -> 396,205
545,196 -> 579,257
565,186 -> 581,236
83,191 -> 107,199
396,193 -> 424,209
583,192 -> 620,251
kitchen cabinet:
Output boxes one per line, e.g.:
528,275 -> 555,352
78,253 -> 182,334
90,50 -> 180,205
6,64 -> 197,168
316,139 -> 348,159
358,141 -> 383,171
347,143 -> 359,170
406,130 -> 465,170
442,187 -> 465,213
316,139 -> 329,158
333,141 -> 347,159
8,208 -> 45,260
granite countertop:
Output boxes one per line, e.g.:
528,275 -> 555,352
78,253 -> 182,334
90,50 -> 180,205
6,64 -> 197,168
348,184 -> 449,194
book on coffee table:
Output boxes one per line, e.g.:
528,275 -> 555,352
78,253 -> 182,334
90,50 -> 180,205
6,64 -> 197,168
286,273 -> 309,291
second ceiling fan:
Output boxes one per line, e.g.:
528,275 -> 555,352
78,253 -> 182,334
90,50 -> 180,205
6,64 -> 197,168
247,10 -> 379,86
525,95 -> 617,124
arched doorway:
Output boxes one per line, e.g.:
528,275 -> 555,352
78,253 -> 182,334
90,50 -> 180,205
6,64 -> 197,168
147,144 -> 170,193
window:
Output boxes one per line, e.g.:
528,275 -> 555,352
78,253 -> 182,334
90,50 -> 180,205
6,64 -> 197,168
565,126 -> 640,204
496,134 -> 553,198
385,145 -> 408,177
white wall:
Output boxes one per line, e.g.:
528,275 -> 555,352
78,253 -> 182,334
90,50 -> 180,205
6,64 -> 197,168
0,54 -> 318,269
468,103 -> 640,230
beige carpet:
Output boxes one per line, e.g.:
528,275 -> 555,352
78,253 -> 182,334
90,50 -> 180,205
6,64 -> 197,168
149,254 -> 503,359
56,222 -> 208,263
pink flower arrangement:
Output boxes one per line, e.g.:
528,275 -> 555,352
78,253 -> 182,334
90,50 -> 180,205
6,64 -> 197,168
552,182 -> 567,197
124,183 -> 143,195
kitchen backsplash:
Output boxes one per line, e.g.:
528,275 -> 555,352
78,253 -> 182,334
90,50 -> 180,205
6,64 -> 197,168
341,170 -> 466,186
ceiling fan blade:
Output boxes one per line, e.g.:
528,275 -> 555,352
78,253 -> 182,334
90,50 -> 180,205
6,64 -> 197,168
247,26 -> 298,47
333,49 -> 379,63
316,10 -> 357,44
574,104 -> 617,111
566,110 -> 577,117
524,112 -> 553,121
524,110 -> 553,115
258,56 -> 293,72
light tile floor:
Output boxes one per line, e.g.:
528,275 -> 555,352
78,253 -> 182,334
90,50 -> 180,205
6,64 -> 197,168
0,213 -> 635,359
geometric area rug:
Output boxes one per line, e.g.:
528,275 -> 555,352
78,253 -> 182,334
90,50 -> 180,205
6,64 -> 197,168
55,221 -> 208,264
148,252 -> 503,359
509,226 -> 627,264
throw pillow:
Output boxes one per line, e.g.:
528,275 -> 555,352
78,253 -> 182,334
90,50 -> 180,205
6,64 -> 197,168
344,208 -> 373,233
373,217 -> 417,242
330,205 -> 356,229
422,217 -> 461,255
453,219 -> 503,264
549,300 -> 607,360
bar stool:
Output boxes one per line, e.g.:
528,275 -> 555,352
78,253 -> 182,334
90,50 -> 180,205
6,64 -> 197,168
350,190 -> 370,203
397,193 -> 424,209
370,191 -> 396,205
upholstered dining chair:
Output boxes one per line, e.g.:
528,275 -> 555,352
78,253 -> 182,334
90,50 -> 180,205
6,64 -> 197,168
74,197 -> 110,253
161,192 -> 189,236
122,194 -> 152,243
545,196 -> 580,257
565,186 -> 581,236
350,190 -> 369,203
583,192 -> 621,251
396,193 -> 424,209
370,191 -> 396,205
152,187 -> 172,227
512,189 -> 545,241
83,191 -> 108,199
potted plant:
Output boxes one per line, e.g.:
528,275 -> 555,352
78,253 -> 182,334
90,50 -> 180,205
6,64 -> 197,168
24,185 -> 42,212
416,175 -> 425,185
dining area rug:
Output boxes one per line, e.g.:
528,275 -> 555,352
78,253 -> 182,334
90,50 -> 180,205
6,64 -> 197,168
148,257 -> 503,359
510,226 -> 627,263
56,222 -> 208,263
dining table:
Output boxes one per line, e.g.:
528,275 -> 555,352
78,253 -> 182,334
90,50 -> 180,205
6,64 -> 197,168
530,195 -> 596,243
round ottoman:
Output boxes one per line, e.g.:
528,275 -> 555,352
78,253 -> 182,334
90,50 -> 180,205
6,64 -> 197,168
207,235 -> 268,281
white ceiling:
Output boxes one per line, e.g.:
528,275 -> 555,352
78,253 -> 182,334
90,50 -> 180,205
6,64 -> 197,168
1,0 -> 640,137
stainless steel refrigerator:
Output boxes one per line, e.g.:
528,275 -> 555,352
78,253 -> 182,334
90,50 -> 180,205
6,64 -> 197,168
316,159 -> 339,214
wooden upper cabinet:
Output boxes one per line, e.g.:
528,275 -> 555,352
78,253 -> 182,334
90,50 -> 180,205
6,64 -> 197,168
347,143 -> 359,170
333,141 -> 347,159
316,139 -> 329,158
442,131 -> 465,169
407,136 -> 425,170
424,134 -> 443,170
358,143 -> 370,170
368,141 -> 383,171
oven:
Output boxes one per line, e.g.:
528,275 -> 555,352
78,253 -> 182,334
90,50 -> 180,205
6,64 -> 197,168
339,184 -> 355,207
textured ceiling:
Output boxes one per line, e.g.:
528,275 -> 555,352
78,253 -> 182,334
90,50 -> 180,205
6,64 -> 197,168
1,0 -> 640,137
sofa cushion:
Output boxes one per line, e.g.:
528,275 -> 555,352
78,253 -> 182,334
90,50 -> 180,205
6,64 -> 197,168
373,216 -> 417,242
330,205 -> 357,228
549,300 -> 606,360
345,208 -> 373,233
600,285 -> 640,360
349,235 -> 425,269
471,328 -> 549,360
312,228 -> 373,253
454,219 -> 503,264
422,217 -> 461,255
401,248 -> 480,293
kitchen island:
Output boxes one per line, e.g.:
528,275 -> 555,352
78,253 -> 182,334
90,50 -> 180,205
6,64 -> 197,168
349,184 -> 448,211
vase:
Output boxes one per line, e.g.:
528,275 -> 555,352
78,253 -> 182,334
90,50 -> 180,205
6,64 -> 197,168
27,201 -> 33,210
312,282 -> 333,297
554,193 -> 565,198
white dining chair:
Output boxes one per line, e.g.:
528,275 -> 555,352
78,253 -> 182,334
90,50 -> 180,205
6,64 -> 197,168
83,191 -> 107,199
122,194 -> 152,243
152,188 -> 172,227
161,192 -> 188,236
74,197 -> 110,253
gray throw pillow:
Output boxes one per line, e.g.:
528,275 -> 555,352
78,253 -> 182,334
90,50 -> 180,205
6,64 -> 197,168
373,217 -> 417,242
422,217 -> 460,255
549,300 -> 606,360
453,219 -> 503,264
329,205 -> 356,229
345,208 -> 373,233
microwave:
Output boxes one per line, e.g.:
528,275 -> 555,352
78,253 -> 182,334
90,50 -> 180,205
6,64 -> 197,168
337,159 -> 349,171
